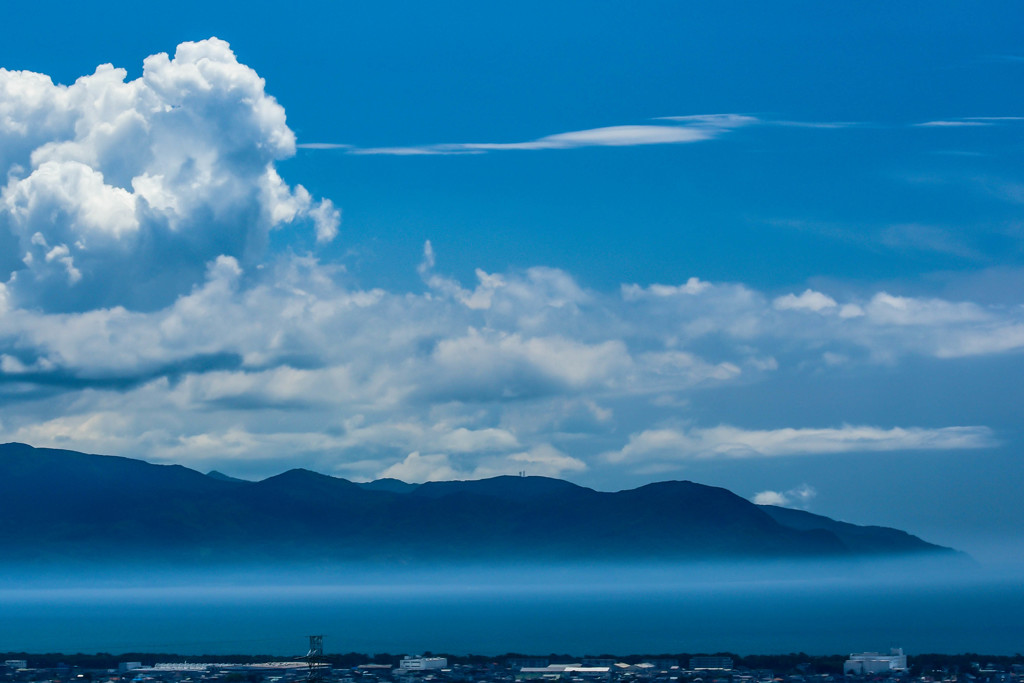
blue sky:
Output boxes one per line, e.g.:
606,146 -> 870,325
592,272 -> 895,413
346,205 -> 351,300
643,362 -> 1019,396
0,1 -> 1023,559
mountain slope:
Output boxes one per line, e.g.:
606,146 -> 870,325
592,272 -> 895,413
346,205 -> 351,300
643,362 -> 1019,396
0,443 -> 955,564
759,504 -> 952,555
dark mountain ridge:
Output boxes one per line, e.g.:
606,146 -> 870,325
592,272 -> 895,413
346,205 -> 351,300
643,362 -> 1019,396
0,442 -> 956,565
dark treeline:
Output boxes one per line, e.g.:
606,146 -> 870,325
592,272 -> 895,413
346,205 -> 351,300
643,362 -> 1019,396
3,652 -> 1023,674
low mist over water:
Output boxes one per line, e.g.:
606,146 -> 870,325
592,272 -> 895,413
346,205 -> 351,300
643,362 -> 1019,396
2,560 -> 1021,656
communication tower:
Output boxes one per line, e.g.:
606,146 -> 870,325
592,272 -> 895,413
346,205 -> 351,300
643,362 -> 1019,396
305,635 -> 325,683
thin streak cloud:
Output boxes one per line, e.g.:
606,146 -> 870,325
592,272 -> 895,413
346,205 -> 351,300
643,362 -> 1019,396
605,424 -> 999,463
302,114 -> 1024,157
915,120 -> 992,128
296,143 -> 352,150
342,115 -> 758,155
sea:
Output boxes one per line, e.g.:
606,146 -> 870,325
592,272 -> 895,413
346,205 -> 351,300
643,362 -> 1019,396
1,562 -> 1022,656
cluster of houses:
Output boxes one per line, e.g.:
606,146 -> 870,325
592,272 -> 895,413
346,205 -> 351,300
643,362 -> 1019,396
3,651 -> 1022,683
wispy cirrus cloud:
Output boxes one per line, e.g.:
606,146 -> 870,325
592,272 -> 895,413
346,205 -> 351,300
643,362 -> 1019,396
604,424 -> 998,464
914,116 -> 1024,128
296,142 -> 352,150
768,216 -> 999,261
300,114 -> 1024,157
769,120 -> 865,129
915,120 -> 992,128
321,114 -> 759,156
659,114 -> 866,130
963,116 -> 1024,122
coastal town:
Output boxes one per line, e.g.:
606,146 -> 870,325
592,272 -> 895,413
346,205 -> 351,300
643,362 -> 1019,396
4,648 -> 1022,683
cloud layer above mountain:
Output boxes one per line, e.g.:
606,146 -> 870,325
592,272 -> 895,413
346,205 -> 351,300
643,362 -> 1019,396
0,40 -> 1017,487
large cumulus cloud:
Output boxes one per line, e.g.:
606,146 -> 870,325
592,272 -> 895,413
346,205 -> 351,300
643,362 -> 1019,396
0,38 -> 338,312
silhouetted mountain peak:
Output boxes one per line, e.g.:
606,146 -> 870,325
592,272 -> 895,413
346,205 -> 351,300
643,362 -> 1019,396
357,478 -> 419,493
251,468 -> 365,498
206,470 -> 248,483
414,475 -> 590,500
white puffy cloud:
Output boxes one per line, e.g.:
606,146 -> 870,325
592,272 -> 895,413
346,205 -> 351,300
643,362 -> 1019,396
751,490 -> 789,506
752,484 -> 817,508
621,277 -> 711,299
0,38 -> 337,311
864,293 -> 990,326
429,329 -> 631,400
0,250 -> 1017,477
375,444 -> 586,484
773,289 -> 837,312
377,452 -> 461,483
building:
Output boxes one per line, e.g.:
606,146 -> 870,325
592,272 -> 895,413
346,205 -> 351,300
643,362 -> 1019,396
399,657 -> 448,671
518,664 -> 578,680
649,660 -> 679,670
690,657 -> 734,671
519,666 -> 610,682
562,667 -> 611,681
508,658 -> 550,669
844,649 -> 907,674
4,660 -> 28,670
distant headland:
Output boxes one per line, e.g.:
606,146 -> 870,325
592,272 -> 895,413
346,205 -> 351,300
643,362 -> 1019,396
0,442 -> 957,565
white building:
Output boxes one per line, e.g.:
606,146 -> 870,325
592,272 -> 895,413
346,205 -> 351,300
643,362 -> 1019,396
518,663 -> 578,680
844,649 -> 907,674
399,657 -> 448,671
5,660 -> 28,670
562,667 -> 611,681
